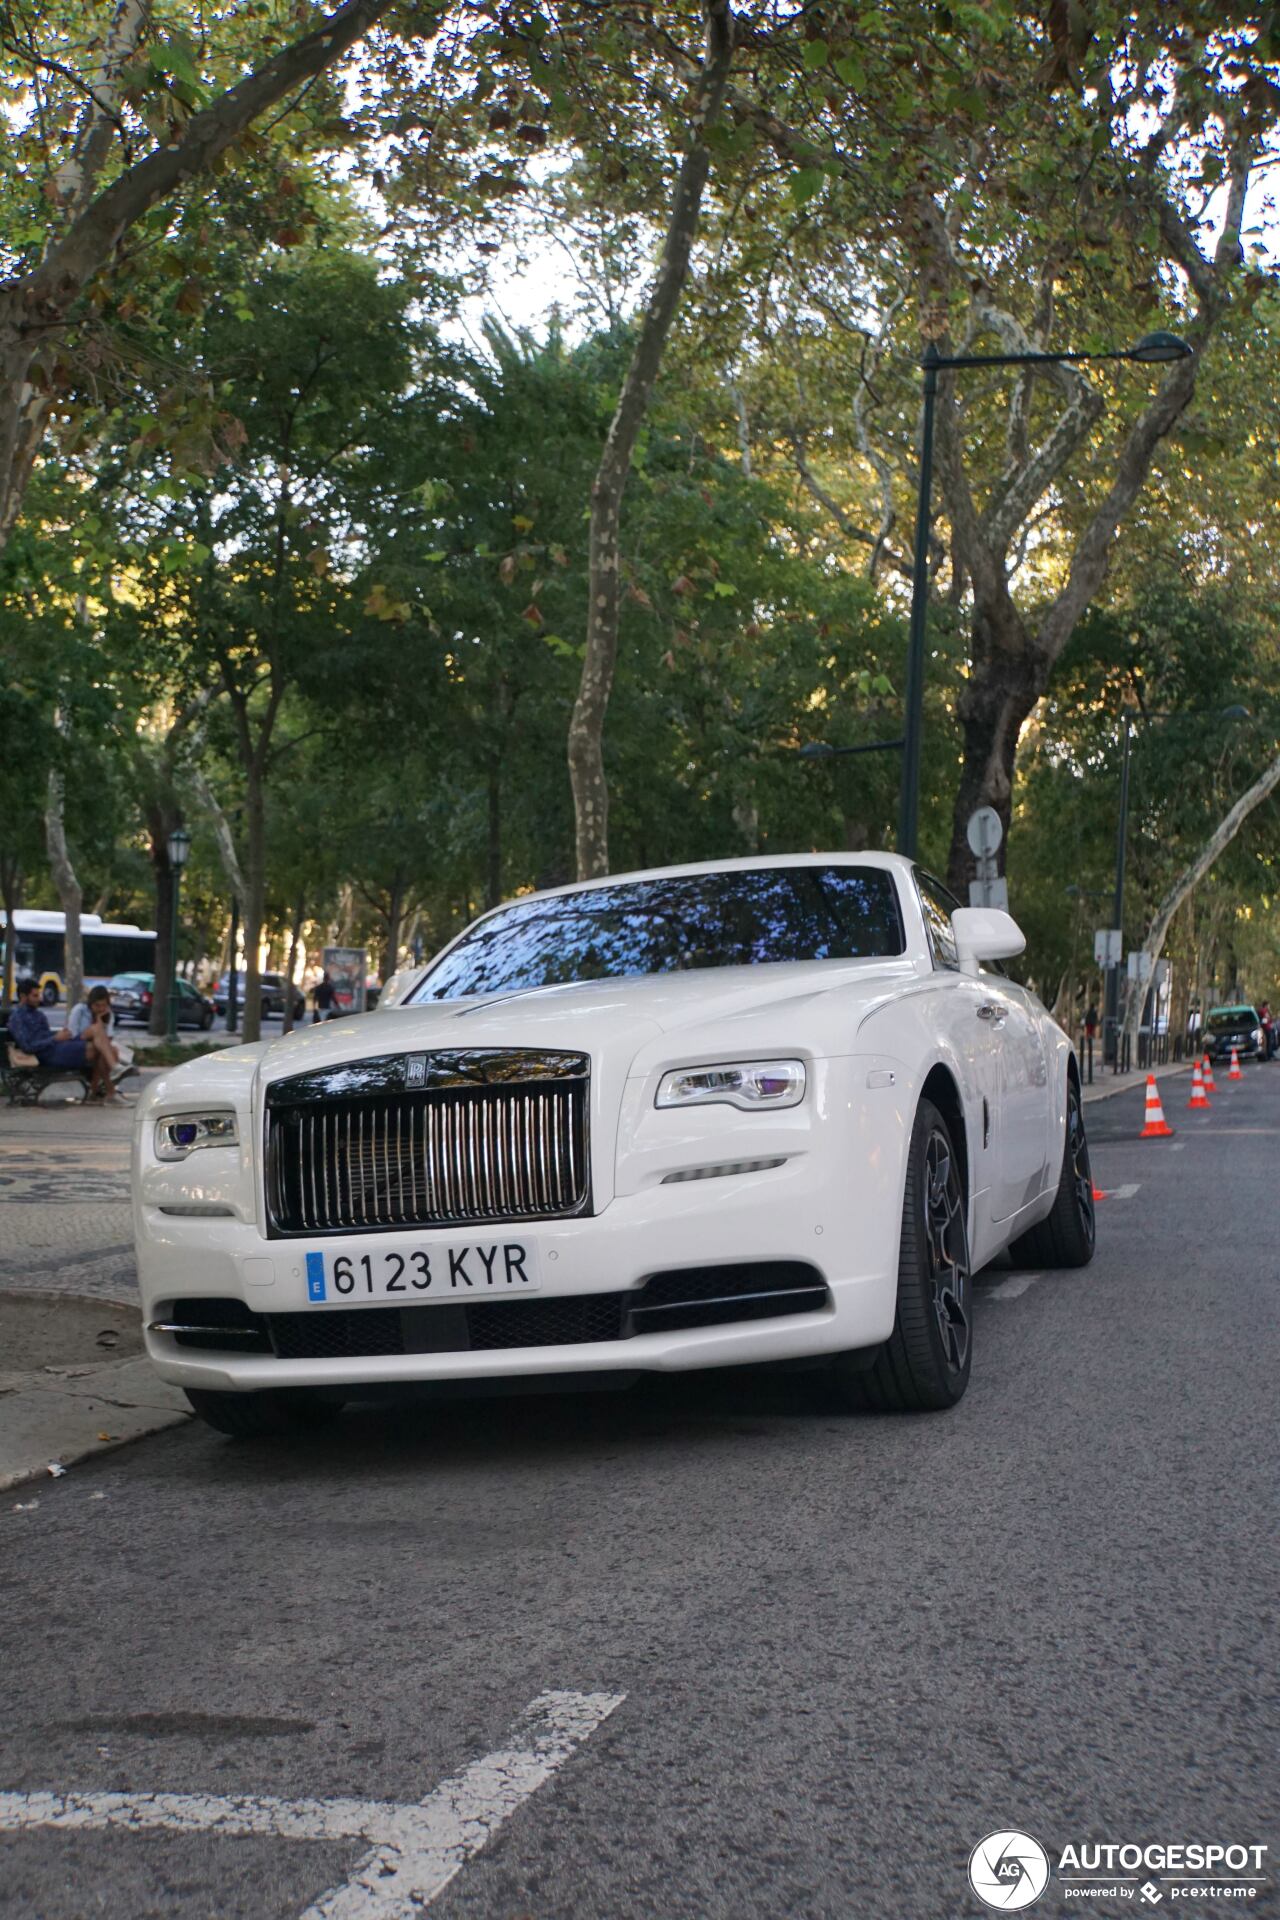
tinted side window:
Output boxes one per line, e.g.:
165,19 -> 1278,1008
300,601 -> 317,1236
915,870 -> 959,970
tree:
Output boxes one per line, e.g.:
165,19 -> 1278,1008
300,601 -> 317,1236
0,0 -> 411,549
106,248 -> 425,1038
567,0 -> 735,878
685,2 -> 1280,888
1123,745 -> 1280,1049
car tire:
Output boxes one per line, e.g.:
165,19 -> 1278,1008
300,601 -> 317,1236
200,1007 -> 214,1030
42,982 -> 58,1006
831,1097 -> 972,1414
184,1389 -> 345,1436
1009,1075 -> 1095,1269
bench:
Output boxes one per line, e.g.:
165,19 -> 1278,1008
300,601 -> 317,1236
1,1027 -> 94,1106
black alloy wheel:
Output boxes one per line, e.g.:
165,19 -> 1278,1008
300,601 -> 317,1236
923,1126 -> 971,1376
1066,1082 -> 1096,1252
1009,1075 -> 1096,1269
832,1097 -> 973,1413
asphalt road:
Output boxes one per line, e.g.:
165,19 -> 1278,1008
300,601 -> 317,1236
2,1074 -> 1277,1920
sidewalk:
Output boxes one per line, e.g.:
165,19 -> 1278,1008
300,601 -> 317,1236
1081,1059 -> 1193,1106
0,1291 -> 187,1493
0,1092 -> 191,1491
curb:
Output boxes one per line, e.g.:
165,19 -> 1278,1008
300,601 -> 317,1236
1,1356 -> 189,1494
1081,1062 -> 1193,1106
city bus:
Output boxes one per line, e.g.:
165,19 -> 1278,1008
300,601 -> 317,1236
2,910 -> 157,1005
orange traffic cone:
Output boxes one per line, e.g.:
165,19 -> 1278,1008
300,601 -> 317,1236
1202,1052 -> 1217,1093
1229,1048 -> 1243,1081
1140,1075 -> 1175,1138
1187,1061 -> 1211,1110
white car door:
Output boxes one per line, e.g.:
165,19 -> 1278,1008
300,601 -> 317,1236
914,874 -> 1006,1236
982,974 -> 1052,1221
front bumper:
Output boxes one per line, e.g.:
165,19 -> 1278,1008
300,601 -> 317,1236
136,1072 -> 908,1391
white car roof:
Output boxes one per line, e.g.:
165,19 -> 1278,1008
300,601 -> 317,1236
495,850 -> 915,912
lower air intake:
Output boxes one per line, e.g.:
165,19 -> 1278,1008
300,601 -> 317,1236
157,1263 -> 828,1362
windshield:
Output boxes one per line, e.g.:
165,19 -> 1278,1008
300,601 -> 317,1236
412,866 -> 905,1002
1206,1009 -> 1257,1031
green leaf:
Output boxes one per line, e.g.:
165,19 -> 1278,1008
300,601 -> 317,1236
801,39 -> 829,69
788,168 -> 826,207
834,53 -> 865,88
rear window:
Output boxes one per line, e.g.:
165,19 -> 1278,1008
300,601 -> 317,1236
412,866 -> 905,1002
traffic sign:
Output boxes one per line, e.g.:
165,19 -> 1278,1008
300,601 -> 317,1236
966,806 -> 1003,858
1094,929 -> 1122,967
969,876 -> 1009,911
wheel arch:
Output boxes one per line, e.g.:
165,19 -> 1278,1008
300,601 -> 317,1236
919,1061 -> 969,1209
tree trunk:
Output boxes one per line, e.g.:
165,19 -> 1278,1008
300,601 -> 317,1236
282,893 -> 305,1034
144,800 -> 179,1036
384,875 -> 405,980
150,854 -> 176,1039
1,856 -> 22,1008
486,764 -> 502,909
944,604 -> 1042,895
567,0 -> 734,880
240,767 -> 267,1045
1121,750 -> 1280,1049
45,767 -> 83,1007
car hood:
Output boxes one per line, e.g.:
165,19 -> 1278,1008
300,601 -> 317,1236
251,957 -> 920,1082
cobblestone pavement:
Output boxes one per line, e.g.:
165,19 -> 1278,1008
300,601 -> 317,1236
0,1100 -> 136,1304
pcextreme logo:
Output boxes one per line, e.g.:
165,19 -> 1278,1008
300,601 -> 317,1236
968,1834 -> 1270,1910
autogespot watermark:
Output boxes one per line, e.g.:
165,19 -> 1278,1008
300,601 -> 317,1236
967,1836 -> 1269,1911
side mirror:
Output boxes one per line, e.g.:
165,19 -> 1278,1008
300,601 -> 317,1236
951,906 -> 1026,977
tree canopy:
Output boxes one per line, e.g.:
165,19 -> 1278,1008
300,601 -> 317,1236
2,0 -> 1278,1030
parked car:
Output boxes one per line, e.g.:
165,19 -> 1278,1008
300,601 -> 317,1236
1201,1004 -> 1268,1063
133,852 -> 1096,1438
212,971 -> 303,1020
110,972 -> 216,1029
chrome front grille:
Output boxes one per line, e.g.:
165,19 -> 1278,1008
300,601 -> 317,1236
264,1049 -> 589,1238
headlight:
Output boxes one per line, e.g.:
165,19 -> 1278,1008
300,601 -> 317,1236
154,1111 -> 239,1160
655,1060 -> 806,1111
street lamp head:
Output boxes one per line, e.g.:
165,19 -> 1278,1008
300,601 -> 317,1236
167,825 -> 192,870
1220,704 -> 1251,721
795,742 -> 835,760
1126,330 -> 1193,365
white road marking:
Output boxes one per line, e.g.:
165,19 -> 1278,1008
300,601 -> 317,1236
0,1688 -> 625,1920
0,1790 -> 403,1844
983,1274 -> 1040,1300
1104,1183 -> 1140,1200
302,1690 -> 626,1920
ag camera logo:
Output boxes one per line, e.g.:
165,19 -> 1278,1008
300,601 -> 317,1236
968,1830 -> 1052,1910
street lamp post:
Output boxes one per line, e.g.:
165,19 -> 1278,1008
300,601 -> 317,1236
166,826 -> 192,1043
1103,719 -> 1132,1068
897,329 -> 1193,864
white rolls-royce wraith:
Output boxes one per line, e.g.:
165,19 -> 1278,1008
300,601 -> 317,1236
133,853 -> 1095,1435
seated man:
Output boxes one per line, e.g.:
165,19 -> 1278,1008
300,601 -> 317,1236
8,978 -> 131,1103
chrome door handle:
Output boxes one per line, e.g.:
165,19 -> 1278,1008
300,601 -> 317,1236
977,1003 -> 1007,1025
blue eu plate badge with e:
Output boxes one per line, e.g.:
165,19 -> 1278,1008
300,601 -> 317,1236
306,1251 -> 326,1302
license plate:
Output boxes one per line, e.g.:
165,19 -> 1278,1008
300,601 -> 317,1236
303,1240 -> 541,1305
